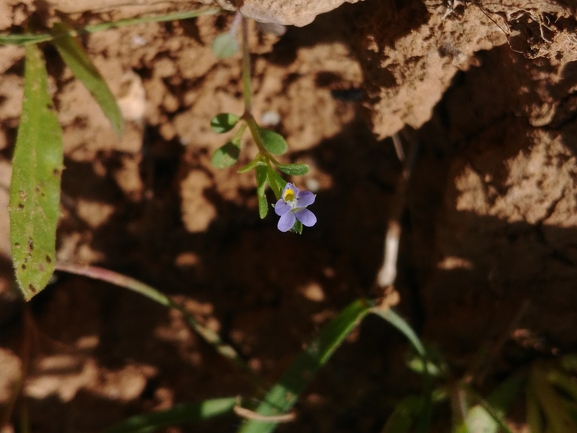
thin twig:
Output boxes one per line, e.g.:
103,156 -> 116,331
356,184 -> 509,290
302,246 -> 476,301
375,133 -> 419,290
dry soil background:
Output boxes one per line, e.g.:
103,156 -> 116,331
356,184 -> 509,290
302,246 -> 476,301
0,0 -> 577,432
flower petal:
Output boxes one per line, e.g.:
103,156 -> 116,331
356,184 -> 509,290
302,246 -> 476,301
295,208 -> 317,227
274,199 -> 291,216
296,190 -> 315,207
277,212 -> 296,232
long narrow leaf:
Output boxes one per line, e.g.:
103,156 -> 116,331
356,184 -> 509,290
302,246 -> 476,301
103,397 -> 237,433
462,383 -> 515,433
9,44 -> 63,300
84,8 -> 220,33
465,372 -> 525,433
372,308 -> 432,433
51,22 -> 123,137
0,34 -> 53,45
237,298 -> 373,433
531,362 -> 577,433
54,263 -> 247,372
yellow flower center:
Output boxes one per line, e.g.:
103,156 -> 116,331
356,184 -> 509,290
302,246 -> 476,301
283,188 -> 295,202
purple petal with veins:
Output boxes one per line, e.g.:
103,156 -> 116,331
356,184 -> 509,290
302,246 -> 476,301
274,200 -> 291,216
278,212 -> 296,232
296,191 -> 315,207
295,208 -> 317,227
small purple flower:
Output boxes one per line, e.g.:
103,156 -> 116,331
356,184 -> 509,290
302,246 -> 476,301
274,183 -> 317,232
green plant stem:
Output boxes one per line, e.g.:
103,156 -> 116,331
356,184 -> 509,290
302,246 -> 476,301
54,262 -> 250,373
0,8 -> 220,46
241,16 -> 252,113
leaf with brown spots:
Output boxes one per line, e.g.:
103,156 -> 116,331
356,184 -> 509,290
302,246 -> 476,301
9,44 -> 63,301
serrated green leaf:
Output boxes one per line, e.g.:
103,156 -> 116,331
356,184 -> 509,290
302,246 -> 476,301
103,397 -> 237,433
50,22 -> 123,137
212,32 -> 239,59
276,163 -> 309,176
211,113 -> 240,134
258,128 -> 288,155
9,44 -> 63,301
255,165 -> 268,219
237,299 -> 372,433
0,34 -> 53,45
212,142 -> 241,168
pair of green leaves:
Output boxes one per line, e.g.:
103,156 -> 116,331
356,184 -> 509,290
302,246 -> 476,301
10,22 -> 124,300
210,113 -> 309,175
210,112 -> 309,219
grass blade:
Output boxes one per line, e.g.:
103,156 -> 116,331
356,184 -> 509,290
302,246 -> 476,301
531,361 -> 577,433
465,372 -> 525,433
0,34 -> 53,45
9,44 -> 63,300
54,263 -> 247,371
372,308 -> 432,433
103,397 -> 237,433
51,22 -> 123,137
84,8 -> 220,33
381,395 -> 422,433
237,298 -> 373,433
0,8 -> 220,47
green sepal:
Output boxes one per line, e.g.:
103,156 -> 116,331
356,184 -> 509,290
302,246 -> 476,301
210,113 -> 240,134
290,220 -> 303,234
212,32 -> 239,59
255,165 -> 268,219
277,163 -> 309,176
258,127 -> 288,155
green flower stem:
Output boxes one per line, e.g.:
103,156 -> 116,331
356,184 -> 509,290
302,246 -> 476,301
241,16 -> 252,113
239,15 -> 284,201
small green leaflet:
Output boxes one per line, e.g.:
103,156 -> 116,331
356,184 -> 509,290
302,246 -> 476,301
9,44 -> 63,301
211,113 -> 240,133
255,166 -> 268,218
212,142 -> 241,168
211,123 -> 246,168
237,158 -> 266,173
258,128 -> 288,155
277,163 -> 309,175
51,22 -> 124,137
212,32 -> 239,59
